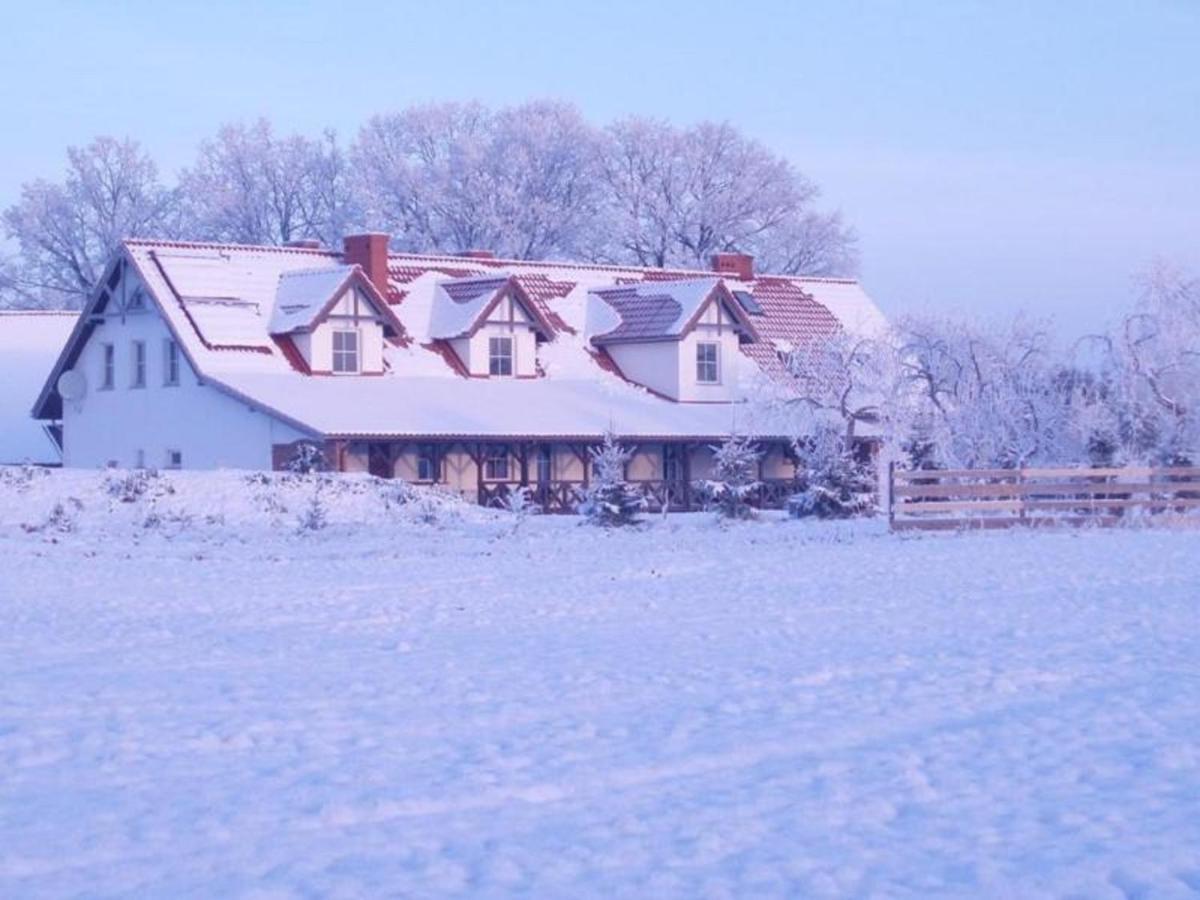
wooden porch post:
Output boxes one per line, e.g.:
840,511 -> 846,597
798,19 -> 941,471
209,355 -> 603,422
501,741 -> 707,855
475,441 -> 485,506
681,441 -> 693,511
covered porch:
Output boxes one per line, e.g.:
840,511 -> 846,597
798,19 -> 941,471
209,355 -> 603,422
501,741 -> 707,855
274,437 -> 802,513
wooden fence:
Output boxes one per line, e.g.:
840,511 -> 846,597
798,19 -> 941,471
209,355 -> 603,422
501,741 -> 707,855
888,465 -> 1200,531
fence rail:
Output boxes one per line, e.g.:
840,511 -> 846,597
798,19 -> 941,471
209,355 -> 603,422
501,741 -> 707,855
888,465 -> 1200,531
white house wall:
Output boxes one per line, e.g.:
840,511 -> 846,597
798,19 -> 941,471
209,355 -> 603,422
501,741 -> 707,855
63,273 -> 308,470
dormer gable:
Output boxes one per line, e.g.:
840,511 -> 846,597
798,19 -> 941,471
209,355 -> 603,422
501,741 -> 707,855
429,275 -> 554,342
429,275 -> 555,378
589,278 -> 760,347
586,279 -> 760,402
269,265 -> 407,376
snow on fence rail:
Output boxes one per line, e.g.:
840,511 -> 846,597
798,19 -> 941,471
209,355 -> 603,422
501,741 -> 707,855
887,465 -> 1200,531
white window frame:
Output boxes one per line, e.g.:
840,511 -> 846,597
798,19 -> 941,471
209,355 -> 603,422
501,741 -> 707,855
696,341 -> 720,384
163,339 -> 180,386
131,341 -> 146,389
332,329 -> 360,374
100,343 -> 115,390
488,336 -> 514,377
484,445 -> 510,481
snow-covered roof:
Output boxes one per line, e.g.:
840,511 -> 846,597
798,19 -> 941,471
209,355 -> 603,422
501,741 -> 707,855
269,266 -> 357,334
0,311 -> 76,463
589,277 -> 759,345
428,276 -> 500,339
33,239 -> 889,441
216,370 -> 761,440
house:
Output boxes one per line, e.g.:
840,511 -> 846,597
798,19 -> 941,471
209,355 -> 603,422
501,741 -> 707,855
0,311 -> 77,464
31,234 -> 887,510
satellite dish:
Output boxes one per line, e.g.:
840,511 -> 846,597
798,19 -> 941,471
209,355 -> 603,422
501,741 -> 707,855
57,369 -> 87,401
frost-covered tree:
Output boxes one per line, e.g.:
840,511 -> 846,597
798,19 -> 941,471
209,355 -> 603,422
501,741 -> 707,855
180,120 -> 357,246
1077,262 -> 1200,464
353,100 -> 605,259
0,256 -> 19,309
787,415 -> 877,519
892,314 -> 1068,469
699,433 -> 762,519
749,330 -> 891,518
2,137 -> 180,307
599,117 -> 857,275
576,430 -> 644,526
285,442 -> 328,475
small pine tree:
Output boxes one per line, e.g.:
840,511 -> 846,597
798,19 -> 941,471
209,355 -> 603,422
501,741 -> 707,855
297,491 -> 327,531
788,425 -> 876,519
287,442 -> 328,475
700,434 -> 761,519
577,430 -> 645,526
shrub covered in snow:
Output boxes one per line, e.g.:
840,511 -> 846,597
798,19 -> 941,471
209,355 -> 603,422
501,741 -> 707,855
576,430 -> 645,527
697,434 -> 761,520
285,442 -> 329,475
788,426 -> 876,520
0,467 -> 486,539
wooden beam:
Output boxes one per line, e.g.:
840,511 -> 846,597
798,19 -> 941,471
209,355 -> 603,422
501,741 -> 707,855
681,442 -> 693,511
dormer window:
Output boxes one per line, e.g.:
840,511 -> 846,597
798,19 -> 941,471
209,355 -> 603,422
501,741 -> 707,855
332,330 -> 359,373
488,336 -> 514,376
696,342 -> 720,384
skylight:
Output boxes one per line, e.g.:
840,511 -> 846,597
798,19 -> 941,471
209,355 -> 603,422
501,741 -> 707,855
732,290 -> 764,315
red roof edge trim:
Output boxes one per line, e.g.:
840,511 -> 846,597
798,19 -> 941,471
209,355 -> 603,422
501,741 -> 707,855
422,340 -> 470,378
272,335 -> 311,374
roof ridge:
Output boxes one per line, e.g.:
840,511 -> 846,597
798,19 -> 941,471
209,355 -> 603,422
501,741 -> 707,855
125,238 -> 338,257
122,238 -> 862,284
278,264 -> 357,278
0,309 -> 79,316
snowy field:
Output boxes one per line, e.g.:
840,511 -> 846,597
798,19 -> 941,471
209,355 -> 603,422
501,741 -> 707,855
2,469 -> 1199,898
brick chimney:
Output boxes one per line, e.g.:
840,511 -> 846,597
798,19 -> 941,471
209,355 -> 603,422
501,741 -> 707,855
711,252 -> 754,281
343,233 -> 391,297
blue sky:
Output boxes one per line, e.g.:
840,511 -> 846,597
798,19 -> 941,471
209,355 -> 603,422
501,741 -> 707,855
3,0 -> 1197,330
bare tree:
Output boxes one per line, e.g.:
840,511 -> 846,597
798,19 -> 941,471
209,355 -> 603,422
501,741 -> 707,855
353,100 -> 605,259
751,209 -> 859,277
180,120 -> 357,246
599,117 -> 857,275
2,137 -> 180,307
893,314 -> 1069,469
1082,262 -> 1200,463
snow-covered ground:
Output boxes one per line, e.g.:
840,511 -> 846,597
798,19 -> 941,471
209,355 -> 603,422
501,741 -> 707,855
2,469 -> 1199,898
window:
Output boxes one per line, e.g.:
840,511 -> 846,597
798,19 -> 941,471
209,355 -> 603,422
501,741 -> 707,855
484,445 -> 509,480
131,341 -> 146,388
163,339 -> 180,386
100,343 -> 114,390
696,342 -> 720,384
488,336 -> 513,376
165,449 -> 183,470
126,288 -> 146,311
332,330 -> 359,373
536,445 -> 552,483
417,445 -> 438,482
